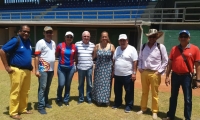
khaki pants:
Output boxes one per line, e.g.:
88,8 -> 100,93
9,66 -> 31,116
140,70 -> 161,113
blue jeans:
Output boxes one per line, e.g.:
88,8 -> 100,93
78,67 -> 93,102
167,72 -> 192,120
38,71 -> 54,110
57,65 -> 75,103
114,74 -> 134,108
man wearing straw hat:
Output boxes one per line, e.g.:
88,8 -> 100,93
137,29 -> 168,119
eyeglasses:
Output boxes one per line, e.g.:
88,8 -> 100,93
148,36 -> 157,38
21,30 -> 30,34
179,36 -> 189,38
66,36 -> 73,39
45,31 -> 53,34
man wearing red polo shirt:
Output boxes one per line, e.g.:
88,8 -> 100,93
163,30 -> 200,120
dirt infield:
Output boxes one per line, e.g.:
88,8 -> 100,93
0,58 -> 199,96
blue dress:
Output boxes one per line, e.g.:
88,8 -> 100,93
92,44 -> 113,104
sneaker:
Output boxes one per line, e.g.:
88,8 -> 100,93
152,113 -> 158,119
56,101 -> 62,107
45,104 -> 52,108
136,110 -> 144,114
124,106 -> 131,113
112,105 -> 120,109
162,117 -> 170,120
77,101 -> 83,105
64,102 -> 69,106
38,109 -> 47,114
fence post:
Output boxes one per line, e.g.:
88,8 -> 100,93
182,8 -> 186,22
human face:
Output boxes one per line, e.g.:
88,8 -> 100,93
179,33 -> 190,44
19,26 -> 30,40
82,31 -> 90,44
65,35 -> 73,45
148,34 -> 157,44
118,39 -> 128,50
43,30 -> 53,40
101,32 -> 109,43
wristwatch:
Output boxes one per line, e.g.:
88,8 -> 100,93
133,71 -> 136,75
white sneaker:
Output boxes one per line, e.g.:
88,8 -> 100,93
152,113 -> 157,119
136,110 -> 143,114
162,117 -> 170,120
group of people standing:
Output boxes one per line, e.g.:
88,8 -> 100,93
0,25 -> 199,120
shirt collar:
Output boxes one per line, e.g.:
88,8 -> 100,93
178,43 -> 191,49
81,40 -> 90,45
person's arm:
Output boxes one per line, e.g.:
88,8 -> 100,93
138,46 -> 143,73
165,60 -> 172,86
0,49 -> 14,73
34,41 -> 42,77
132,60 -> 138,81
34,55 -> 40,77
93,44 -> 98,60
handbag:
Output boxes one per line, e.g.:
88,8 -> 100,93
178,46 -> 198,89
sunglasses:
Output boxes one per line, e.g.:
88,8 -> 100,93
45,31 -> 53,34
66,36 -> 73,39
179,36 -> 189,38
21,30 -> 30,34
148,36 -> 157,38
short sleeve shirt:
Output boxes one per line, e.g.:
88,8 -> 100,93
35,39 -> 56,72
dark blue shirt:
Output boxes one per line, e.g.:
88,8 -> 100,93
2,36 -> 32,68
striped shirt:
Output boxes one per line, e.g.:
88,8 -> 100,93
56,42 -> 77,68
75,41 -> 95,70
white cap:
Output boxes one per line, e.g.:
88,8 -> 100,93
65,31 -> 74,37
118,34 -> 127,40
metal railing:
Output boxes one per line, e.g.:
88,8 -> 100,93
0,7 -> 199,22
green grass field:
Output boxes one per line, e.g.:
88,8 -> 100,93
0,70 -> 200,120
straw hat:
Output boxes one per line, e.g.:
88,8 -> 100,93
146,29 -> 163,38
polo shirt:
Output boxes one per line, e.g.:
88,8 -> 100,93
35,39 -> 56,72
56,42 -> 77,68
113,45 -> 138,76
75,41 -> 95,70
2,36 -> 32,68
169,43 -> 200,73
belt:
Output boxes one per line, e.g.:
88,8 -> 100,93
143,69 -> 157,72
173,71 -> 190,75
11,64 -> 33,71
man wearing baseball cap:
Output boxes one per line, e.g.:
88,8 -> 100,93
112,34 -> 138,113
35,26 -> 56,114
163,30 -> 200,120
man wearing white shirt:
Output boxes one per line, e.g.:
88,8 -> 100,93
112,34 -> 138,113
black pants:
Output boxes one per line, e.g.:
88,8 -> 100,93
114,74 -> 134,108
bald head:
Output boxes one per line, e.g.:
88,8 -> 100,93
82,31 -> 91,44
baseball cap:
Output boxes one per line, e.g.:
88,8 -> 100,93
65,31 -> 74,37
118,34 -> 127,40
44,26 -> 53,31
179,30 -> 190,36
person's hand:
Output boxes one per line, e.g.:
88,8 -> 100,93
111,71 -> 114,78
197,81 -> 200,88
131,74 -> 136,81
5,66 -> 14,74
35,71 -> 41,77
154,71 -> 161,75
165,77 -> 170,86
138,69 -> 143,73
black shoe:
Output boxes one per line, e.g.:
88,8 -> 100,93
88,101 -> 92,104
38,109 -> 47,114
45,104 -> 52,108
56,101 -> 62,107
77,101 -> 83,105
112,105 -> 121,109
64,102 -> 69,106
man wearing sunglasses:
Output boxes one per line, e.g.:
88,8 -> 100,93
163,30 -> 200,120
35,26 -> 56,114
137,29 -> 168,119
0,25 -> 33,119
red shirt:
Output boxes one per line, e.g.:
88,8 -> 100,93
169,44 -> 200,73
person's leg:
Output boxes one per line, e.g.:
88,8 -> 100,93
113,75 -> 123,107
123,75 -> 133,109
9,67 -> 22,116
63,66 -> 75,103
150,73 -> 161,113
166,72 -> 181,120
45,71 -> 54,105
18,69 -> 31,113
140,71 -> 150,112
37,71 -> 47,110
181,75 -> 192,120
78,69 -> 86,102
56,67 -> 66,102
86,67 -> 93,102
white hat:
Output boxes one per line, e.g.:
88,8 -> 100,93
146,29 -> 163,38
65,31 -> 74,37
118,34 -> 127,40
44,26 -> 53,31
